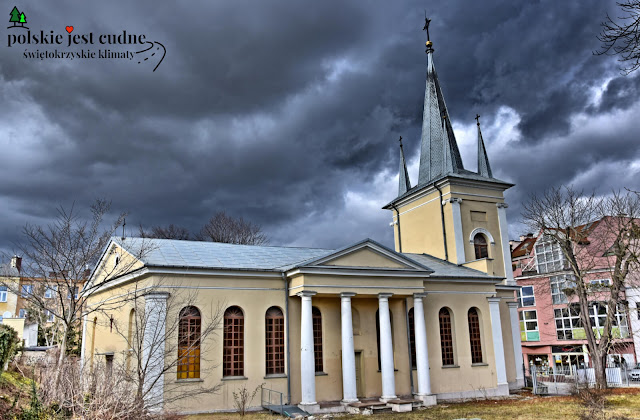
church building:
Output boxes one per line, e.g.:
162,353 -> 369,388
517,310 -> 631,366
82,29 -> 523,415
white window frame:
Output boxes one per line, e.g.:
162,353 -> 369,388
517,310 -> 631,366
21,284 -> 33,298
67,286 -> 79,300
554,304 -> 582,340
519,309 -> 539,341
550,274 -> 574,304
535,236 -> 566,274
517,285 -> 536,307
589,302 -> 629,338
45,310 -> 55,322
589,279 -> 611,288
44,285 -> 57,299
0,286 -> 7,303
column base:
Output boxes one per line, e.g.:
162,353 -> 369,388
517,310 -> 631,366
496,383 -> 510,396
414,393 -> 437,406
379,395 -> 397,403
341,398 -> 359,405
298,403 -> 320,414
509,377 -> 525,390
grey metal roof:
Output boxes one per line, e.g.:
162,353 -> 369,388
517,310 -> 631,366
402,253 -> 502,280
114,237 -> 334,271
0,263 -> 19,277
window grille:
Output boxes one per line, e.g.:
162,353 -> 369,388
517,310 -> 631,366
223,306 -> 244,377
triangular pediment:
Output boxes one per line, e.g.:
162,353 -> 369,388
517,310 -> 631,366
296,239 -> 432,272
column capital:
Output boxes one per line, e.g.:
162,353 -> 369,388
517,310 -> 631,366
442,197 -> 462,205
297,290 -> 317,298
413,292 -> 428,299
143,291 -> 170,300
487,296 -> 502,304
378,292 -> 393,300
506,300 -> 519,309
496,202 -> 509,209
340,292 -> 356,298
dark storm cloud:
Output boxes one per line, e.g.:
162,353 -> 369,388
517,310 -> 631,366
1,0 -> 639,256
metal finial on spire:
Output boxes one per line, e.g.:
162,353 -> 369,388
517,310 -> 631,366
423,12 -> 433,52
475,114 -> 481,126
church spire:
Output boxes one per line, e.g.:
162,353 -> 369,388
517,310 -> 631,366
417,18 -> 464,186
398,136 -> 411,195
475,114 -> 493,178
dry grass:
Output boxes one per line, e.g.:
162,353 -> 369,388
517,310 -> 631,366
184,389 -> 640,420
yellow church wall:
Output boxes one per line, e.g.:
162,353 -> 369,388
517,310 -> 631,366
421,292 -> 498,394
462,258 -> 494,275
321,248 -> 409,269
392,185 -> 450,259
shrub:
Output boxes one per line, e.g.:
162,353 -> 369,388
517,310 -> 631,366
0,324 -> 20,374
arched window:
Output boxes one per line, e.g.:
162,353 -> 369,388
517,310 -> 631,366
312,307 -> 323,372
224,306 -> 244,377
265,307 -> 285,375
376,309 -> 394,370
468,308 -> 483,364
474,234 -> 489,259
408,308 -> 416,369
178,306 -> 201,379
439,307 -> 455,366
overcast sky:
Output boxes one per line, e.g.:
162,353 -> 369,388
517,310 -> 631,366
1,0 -> 639,257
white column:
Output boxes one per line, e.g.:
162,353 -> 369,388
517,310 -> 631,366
340,292 -> 358,403
142,291 -> 169,410
507,301 -> 525,387
80,313 -> 88,370
298,291 -> 317,407
487,297 -> 508,393
378,293 -> 396,401
444,198 -> 466,264
413,293 -> 432,396
626,290 -> 640,363
496,203 -> 515,285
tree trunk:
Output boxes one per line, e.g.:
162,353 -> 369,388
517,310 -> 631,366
54,323 -> 69,393
591,351 -> 608,389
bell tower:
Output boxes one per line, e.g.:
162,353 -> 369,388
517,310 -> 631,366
383,21 -> 514,284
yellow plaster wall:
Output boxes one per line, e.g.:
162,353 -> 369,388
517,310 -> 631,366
321,248 -> 409,269
390,180 -> 509,279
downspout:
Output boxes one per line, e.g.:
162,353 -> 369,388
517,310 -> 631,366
434,183 -> 449,261
404,298 -> 414,394
391,204 -> 403,253
282,272 -> 291,404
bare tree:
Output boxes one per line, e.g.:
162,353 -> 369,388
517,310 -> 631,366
1,200 -> 150,368
195,212 -> 268,245
104,283 -> 222,410
139,224 -> 191,240
596,0 -> 640,74
522,186 -> 640,388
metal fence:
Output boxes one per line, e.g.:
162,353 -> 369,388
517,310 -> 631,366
530,364 -> 632,395
260,386 -> 284,415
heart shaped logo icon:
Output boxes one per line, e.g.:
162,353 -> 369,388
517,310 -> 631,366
65,26 -> 73,33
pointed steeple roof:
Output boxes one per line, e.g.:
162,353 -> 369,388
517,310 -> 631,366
417,31 -> 464,186
398,136 -> 411,195
476,114 -> 493,178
